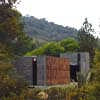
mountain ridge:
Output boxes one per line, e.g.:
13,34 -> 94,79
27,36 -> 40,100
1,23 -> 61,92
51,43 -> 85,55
22,16 -> 78,43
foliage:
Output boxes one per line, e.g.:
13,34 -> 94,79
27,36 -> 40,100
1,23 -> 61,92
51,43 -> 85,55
46,86 -> 71,99
26,38 -> 79,56
0,0 -> 100,99
70,19 -> 100,100
0,73 -> 28,98
26,42 -> 64,56
0,8 -> 21,42
0,42 -> 28,99
0,0 -> 18,8
96,38 -> 100,50
0,51 -> 28,99
18,85 -> 75,100
78,18 -> 97,64
60,38 -> 79,52
91,49 -> 100,82
0,1 -> 33,99
12,34 -> 37,56
70,50 -> 100,100
0,7 -> 37,56
43,42 -> 64,56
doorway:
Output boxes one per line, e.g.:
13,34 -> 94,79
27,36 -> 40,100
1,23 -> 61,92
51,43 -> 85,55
32,57 -> 37,85
70,65 -> 79,82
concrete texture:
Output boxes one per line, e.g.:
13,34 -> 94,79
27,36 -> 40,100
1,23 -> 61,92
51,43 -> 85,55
60,52 -> 90,76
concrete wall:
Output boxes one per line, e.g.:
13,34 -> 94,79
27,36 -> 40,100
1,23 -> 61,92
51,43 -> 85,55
15,57 -> 33,85
37,55 -> 46,86
15,53 -> 89,86
80,52 -> 90,76
15,56 -> 47,86
60,52 -> 78,65
60,52 -> 90,76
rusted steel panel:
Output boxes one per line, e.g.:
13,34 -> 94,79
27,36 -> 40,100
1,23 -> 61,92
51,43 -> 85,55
46,56 -> 70,85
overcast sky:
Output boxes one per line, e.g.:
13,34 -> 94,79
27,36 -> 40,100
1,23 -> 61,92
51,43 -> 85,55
17,0 -> 100,36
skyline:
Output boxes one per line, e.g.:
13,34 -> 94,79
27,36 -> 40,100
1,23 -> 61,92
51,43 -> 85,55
17,0 -> 100,36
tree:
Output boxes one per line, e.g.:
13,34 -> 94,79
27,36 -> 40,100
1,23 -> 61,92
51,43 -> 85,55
0,42 -> 29,99
78,18 -> 97,64
12,34 -> 36,56
0,10 -> 22,43
0,1 -> 32,99
81,18 -> 94,33
0,6 -> 35,56
60,38 -> 79,52
26,42 -> 65,56
70,50 -> 100,100
43,42 -> 64,56
91,49 -> 100,82
0,0 -> 18,8
26,38 -> 79,56
96,38 -> 100,50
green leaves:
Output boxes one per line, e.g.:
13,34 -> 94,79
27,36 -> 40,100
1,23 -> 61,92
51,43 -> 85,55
0,8 -> 21,43
60,38 -> 79,52
26,42 -> 64,56
0,0 -> 19,8
26,38 -> 79,56
78,18 -> 97,64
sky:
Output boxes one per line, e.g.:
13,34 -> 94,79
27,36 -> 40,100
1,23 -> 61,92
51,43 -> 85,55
17,0 -> 100,36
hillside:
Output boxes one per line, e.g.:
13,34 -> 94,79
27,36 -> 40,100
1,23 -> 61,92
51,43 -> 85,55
22,16 -> 78,43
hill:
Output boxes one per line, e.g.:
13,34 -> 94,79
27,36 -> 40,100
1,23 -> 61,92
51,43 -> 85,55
22,16 -> 78,43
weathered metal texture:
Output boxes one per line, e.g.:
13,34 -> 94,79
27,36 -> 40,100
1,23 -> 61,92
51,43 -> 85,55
15,57 -> 33,85
37,55 -> 46,86
46,56 -> 70,85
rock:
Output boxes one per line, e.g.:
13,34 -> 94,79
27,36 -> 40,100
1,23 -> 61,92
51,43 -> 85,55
37,91 -> 48,99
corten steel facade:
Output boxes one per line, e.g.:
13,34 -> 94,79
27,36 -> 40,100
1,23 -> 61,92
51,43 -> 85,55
46,56 -> 70,85
60,52 -> 90,81
15,56 -> 70,86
